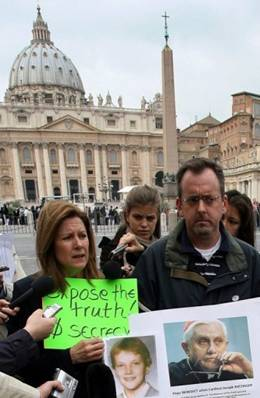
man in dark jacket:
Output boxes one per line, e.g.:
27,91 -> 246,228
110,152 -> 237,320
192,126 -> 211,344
169,320 -> 252,385
133,158 -> 260,310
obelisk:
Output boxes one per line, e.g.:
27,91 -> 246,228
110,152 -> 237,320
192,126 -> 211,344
162,12 -> 178,177
162,12 -> 178,225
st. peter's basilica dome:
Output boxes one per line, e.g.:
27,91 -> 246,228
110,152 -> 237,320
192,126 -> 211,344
6,6 -> 85,106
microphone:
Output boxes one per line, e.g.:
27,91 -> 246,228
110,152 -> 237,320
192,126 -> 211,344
102,260 -> 126,279
9,275 -> 54,309
111,243 -> 128,255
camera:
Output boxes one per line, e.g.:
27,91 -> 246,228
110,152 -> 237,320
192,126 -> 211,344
51,368 -> 78,398
43,303 -> 62,318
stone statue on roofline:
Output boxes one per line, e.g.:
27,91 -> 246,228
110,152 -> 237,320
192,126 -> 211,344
141,96 -> 147,110
106,91 -> 112,106
97,94 -> 103,106
118,95 -> 123,108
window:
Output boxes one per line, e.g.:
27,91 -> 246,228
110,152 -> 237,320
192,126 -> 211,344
67,147 -> 76,164
69,95 -> 76,105
50,148 -> 57,165
83,118 -> 89,125
85,150 -> 93,165
132,151 -> 137,164
25,179 -> 36,201
52,169 -> 58,174
25,169 -> 32,174
108,150 -> 117,163
23,146 -> 32,163
69,179 -> 79,196
47,116 -> 53,123
111,170 -> 118,175
130,120 -> 136,128
18,115 -> 27,123
53,187 -> 61,196
155,117 -> 163,129
0,148 -> 6,164
44,93 -> 53,104
107,119 -> 116,127
87,170 -> 93,175
156,151 -> 164,166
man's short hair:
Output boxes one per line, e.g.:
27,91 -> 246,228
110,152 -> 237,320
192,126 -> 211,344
110,337 -> 152,369
176,158 -> 225,197
183,320 -> 228,345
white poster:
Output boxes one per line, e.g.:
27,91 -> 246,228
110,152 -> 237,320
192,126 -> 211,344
129,298 -> 260,398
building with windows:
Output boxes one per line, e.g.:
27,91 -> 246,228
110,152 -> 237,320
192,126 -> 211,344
207,91 -> 260,198
2,7 -> 260,204
0,7 -> 165,203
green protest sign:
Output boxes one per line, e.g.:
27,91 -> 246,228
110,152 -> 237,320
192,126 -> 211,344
43,278 -> 138,349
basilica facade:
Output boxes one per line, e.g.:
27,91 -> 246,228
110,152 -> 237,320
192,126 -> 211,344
2,7 -> 260,204
0,7 -> 164,203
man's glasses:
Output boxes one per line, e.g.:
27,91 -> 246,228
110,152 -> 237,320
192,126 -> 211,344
182,195 -> 220,207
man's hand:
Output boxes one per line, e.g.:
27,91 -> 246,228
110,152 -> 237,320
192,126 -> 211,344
0,299 -> 19,324
70,338 -> 104,364
221,352 -> 253,378
24,309 -> 56,341
38,380 -> 63,398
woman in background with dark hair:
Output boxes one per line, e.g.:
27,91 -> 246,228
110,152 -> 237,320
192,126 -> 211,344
99,185 -> 161,275
224,190 -> 255,246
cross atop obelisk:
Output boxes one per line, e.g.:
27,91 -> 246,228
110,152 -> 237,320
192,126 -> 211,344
162,11 -> 170,46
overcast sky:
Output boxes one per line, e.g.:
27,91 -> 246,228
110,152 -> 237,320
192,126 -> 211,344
1,0 -> 260,129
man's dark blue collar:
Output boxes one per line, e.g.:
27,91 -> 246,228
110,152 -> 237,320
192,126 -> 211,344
180,222 -> 229,254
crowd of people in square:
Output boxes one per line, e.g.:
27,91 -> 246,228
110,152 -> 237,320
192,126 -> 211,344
0,157 -> 259,397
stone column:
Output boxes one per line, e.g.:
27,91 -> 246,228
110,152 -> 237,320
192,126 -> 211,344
94,144 -> 102,201
79,145 -> 88,194
141,146 -> 151,184
58,144 -> 68,196
121,145 -> 128,187
11,143 -> 24,200
101,145 -> 108,183
34,143 -> 45,198
42,144 -> 53,196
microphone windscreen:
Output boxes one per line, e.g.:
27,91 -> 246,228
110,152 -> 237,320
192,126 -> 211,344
32,275 -> 55,296
102,260 -> 124,279
9,275 -> 54,309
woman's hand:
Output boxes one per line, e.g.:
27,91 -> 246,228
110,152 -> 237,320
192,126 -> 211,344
118,233 -> 144,253
0,299 -> 19,324
69,338 -> 104,364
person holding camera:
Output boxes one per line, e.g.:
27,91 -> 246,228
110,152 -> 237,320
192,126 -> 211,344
0,308 -> 56,374
0,306 -> 63,397
0,372 -> 63,398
